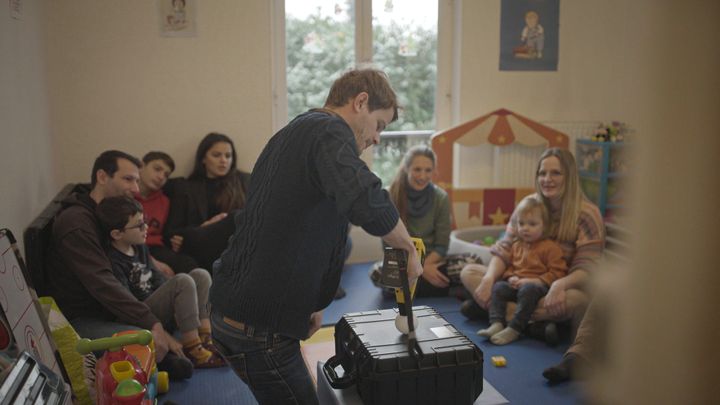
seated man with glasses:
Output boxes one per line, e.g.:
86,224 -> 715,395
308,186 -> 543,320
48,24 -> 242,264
47,150 -> 195,379
97,196 -> 224,369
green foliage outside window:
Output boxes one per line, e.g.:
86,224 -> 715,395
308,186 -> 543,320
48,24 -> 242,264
286,11 -> 355,120
286,4 -> 436,184
372,22 -> 436,132
370,133 -> 430,185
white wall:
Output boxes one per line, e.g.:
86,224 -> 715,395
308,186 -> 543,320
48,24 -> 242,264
45,0 -> 273,183
458,0 -> 633,121
0,1 -> 55,244
454,0 -> 638,187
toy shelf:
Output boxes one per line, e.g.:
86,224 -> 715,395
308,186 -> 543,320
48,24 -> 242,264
576,139 -> 627,217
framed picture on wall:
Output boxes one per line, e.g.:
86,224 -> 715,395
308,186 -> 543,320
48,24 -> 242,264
9,0 -> 22,20
159,0 -> 197,37
499,0 -> 559,71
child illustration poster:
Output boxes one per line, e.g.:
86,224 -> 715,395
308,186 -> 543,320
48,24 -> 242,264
159,0 -> 196,37
499,0 -> 559,71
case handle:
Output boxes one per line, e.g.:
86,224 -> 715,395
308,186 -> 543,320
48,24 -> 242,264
323,355 -> 356,389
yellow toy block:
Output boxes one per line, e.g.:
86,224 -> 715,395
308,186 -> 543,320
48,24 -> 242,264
491,356 -> 507,367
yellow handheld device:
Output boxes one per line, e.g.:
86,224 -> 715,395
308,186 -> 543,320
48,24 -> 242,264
393,238 -> 425,306
380,238 -> 425,358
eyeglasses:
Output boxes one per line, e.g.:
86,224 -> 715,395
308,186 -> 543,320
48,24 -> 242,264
123,220 -> 148,231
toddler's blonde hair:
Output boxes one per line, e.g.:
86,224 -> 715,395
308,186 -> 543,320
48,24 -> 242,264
512,196 -> 550,240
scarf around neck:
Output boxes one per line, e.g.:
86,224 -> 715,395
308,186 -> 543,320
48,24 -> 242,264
406,183 -> 434,218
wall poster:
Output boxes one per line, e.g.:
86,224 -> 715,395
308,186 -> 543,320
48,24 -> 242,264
159,0 -> 197,37
499,0 -> 559,71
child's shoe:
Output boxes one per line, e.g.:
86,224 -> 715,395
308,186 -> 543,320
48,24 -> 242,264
200,332 -> 222,356
183,340 -> 226,368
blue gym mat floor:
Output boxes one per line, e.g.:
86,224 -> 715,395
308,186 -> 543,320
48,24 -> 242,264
159,262 -> 583,404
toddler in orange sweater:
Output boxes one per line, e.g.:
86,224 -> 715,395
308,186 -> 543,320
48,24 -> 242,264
477,197 -> 567,345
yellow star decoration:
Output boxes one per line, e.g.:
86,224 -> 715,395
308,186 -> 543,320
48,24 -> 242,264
488,206 -> 509,225
497,135 -> 506,144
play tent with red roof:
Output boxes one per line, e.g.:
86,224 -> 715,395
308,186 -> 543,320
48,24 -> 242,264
431,108 -> 569,228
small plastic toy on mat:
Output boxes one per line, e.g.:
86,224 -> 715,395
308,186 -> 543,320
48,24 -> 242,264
491,355 -> 507,367
77,329 -> 169,404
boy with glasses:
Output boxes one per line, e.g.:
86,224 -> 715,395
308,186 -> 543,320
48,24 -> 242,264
97,196 -> 225,369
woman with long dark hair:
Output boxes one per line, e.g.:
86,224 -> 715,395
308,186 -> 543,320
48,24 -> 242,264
165,132 -> 249,271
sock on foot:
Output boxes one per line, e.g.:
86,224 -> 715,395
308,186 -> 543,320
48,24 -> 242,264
477,322 -> 504,338
490,327 -> 521,345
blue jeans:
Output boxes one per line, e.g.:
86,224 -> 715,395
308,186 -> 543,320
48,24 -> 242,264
210,311 -> 318,405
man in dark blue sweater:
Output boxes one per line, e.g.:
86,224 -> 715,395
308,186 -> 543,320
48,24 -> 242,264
209,68 -> 422,404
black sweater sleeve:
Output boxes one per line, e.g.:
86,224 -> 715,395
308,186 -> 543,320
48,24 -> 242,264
312,119 -> 399,236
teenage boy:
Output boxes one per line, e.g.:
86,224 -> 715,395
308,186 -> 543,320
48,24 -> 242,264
135,151 -> 199,275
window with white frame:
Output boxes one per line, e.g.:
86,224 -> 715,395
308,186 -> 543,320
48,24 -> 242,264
275,0 -> 447,184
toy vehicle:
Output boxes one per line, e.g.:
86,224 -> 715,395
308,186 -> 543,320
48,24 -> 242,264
76,330 -> 169,405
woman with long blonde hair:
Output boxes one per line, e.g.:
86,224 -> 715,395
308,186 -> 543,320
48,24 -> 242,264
460,147 -> 605,339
